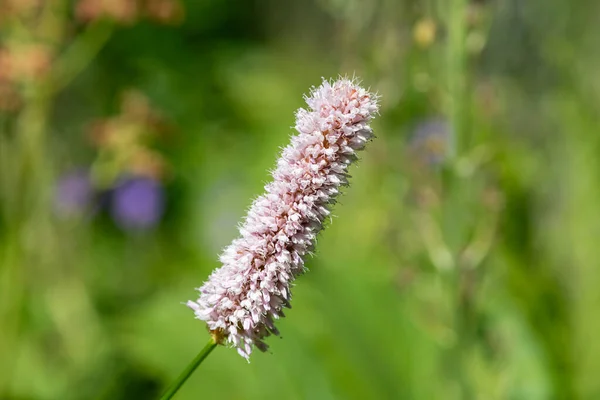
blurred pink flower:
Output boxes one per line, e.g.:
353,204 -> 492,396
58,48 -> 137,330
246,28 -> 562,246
187,78 -> 379,360
76,0 -> 138,24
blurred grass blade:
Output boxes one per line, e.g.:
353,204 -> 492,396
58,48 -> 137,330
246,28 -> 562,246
50,19 -> 114,94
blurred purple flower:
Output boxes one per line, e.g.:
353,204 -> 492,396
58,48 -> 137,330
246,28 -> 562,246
111,176 -> 165,231
409,118 -> 450,165
54,169 -> 94,217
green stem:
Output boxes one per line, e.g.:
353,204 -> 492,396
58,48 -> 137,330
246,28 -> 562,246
443,0 -> 472,398
446,0 -> 467,161
159,339 -> 218,400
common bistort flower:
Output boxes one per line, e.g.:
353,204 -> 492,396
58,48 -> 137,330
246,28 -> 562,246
187,77 -> 379,360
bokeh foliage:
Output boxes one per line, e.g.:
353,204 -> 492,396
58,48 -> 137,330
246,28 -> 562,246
1,0 -> 600,399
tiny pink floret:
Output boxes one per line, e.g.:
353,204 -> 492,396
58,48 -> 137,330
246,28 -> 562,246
188,78 -> 379,359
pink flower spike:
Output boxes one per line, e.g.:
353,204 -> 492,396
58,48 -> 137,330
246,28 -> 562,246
188,77 -> 380,360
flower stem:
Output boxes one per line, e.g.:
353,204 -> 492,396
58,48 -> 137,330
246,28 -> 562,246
446,0 -> 468,161
159,339 -> 218,400
443,0 -> 473,398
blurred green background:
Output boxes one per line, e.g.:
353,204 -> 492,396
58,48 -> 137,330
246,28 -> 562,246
1,0 -> 599,399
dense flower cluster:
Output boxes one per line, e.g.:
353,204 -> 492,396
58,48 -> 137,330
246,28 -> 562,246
187,78 -> 379,359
